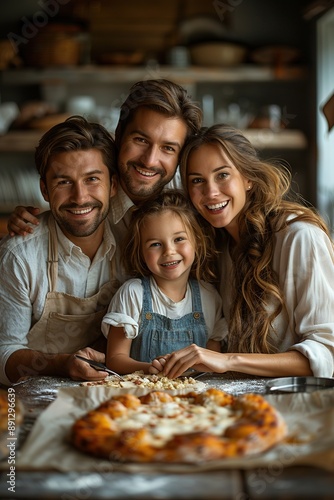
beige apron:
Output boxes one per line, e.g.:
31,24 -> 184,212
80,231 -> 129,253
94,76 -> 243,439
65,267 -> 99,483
27,215 -> 119,354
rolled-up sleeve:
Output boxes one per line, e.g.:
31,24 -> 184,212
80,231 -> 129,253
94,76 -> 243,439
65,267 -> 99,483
102,312 -> 138,339
101,279 -> 142,339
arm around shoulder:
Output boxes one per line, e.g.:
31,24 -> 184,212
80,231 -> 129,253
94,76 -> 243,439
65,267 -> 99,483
7,206 -> 40,237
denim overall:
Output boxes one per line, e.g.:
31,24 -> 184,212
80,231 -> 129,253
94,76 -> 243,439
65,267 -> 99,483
130,277 -> 208,362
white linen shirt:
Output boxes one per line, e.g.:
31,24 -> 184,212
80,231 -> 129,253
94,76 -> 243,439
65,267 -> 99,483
219,219 -> 334,377
102,276 -> 227,342
107,185 -> 135,248
0,211 -> 118,385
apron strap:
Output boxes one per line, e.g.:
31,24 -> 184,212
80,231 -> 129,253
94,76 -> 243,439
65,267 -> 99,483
47,214 -> 59,292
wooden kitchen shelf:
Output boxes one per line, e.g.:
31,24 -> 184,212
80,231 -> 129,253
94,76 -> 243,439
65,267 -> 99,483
0,130 -> 42,152
1,64 -> 307,86
243,129 -> 307,149
0,128 -> 307,153
0,64 -> 308,152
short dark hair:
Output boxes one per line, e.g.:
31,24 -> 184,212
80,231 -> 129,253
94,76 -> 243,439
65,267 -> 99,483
35,115 -> 117,182
114,79 -> 202,150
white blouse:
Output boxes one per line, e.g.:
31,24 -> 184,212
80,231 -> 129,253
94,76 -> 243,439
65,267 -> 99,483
219,219 -> 334,377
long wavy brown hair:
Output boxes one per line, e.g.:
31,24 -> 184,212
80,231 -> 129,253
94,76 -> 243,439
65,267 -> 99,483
123,190 -> 217,283
180,124 -> 333,354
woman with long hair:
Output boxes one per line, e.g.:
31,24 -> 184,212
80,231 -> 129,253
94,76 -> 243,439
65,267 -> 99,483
161,124 -> 334,378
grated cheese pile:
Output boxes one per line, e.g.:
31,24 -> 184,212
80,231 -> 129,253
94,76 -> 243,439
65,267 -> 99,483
81,370 -> 205,390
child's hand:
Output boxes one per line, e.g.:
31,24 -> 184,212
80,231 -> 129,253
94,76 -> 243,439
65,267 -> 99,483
148,356 -> 167,375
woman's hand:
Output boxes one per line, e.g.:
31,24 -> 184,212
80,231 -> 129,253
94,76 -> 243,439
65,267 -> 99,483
162,344 -> 227,379
7,206 -> 40,237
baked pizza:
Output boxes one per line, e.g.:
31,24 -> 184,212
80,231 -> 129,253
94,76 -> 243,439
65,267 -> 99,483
80,370 -> 206,392
71,388 -> 287,463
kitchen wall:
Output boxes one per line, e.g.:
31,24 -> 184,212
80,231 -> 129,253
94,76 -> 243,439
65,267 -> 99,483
316,7 -> 334,232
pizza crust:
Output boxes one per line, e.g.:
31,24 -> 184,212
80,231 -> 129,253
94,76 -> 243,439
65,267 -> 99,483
71,388 -> 287,463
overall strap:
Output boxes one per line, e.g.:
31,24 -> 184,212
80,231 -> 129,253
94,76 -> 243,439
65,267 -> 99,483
189,279 -> 203,313
141,277 -> 153,311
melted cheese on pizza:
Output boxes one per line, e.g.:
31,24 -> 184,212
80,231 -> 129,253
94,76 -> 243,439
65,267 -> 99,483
107,397 -> 237,447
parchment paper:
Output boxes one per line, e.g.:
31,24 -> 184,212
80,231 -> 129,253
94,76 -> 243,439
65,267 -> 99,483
15,386 -> 334,473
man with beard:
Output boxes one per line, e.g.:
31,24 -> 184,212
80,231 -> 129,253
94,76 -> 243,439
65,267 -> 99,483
0,116 -> 121,385
7,79 -> 203,245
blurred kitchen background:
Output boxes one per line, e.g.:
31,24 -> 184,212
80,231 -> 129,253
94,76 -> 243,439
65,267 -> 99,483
0,0 -> 334,237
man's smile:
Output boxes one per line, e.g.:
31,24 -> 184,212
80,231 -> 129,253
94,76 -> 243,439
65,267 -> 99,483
67,207 -> 94,215
134,165 -> 158,177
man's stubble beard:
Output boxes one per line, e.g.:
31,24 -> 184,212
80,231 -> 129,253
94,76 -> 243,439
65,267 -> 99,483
53,203 -> 110,238
119,163 -> 174,201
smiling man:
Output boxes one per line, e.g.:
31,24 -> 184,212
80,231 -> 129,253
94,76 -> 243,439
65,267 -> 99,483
0,116 -> 122,385
116,107 -> 187,203
109,79 -> 203,245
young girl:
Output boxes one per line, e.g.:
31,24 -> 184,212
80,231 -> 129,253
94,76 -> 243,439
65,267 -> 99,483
160,124 -> 334,379
101,190 -> 225,375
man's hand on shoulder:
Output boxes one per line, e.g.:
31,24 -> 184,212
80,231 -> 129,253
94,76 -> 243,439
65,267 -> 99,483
7,206 -> 40,237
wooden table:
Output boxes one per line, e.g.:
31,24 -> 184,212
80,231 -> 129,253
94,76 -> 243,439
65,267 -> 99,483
1,373 -> 333,500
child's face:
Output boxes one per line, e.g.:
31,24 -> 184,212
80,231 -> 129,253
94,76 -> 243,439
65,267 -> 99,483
140,211 -> 195,283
